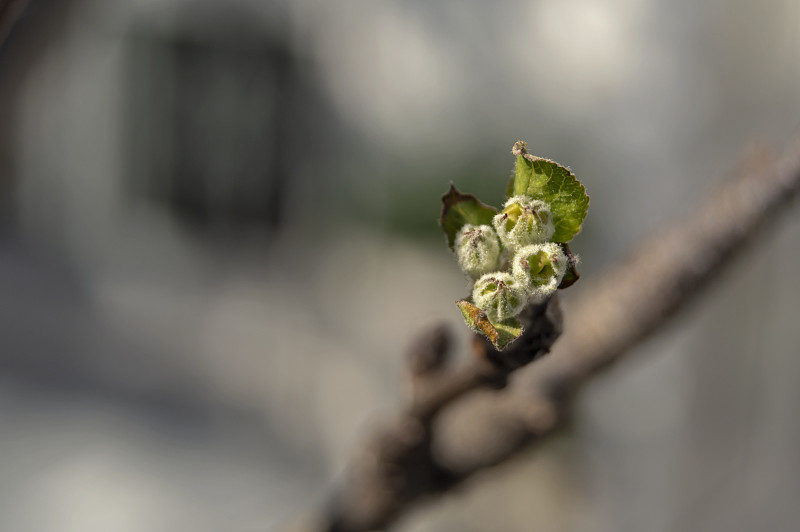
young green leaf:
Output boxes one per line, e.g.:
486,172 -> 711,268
510,141 -> 589,243
440,184 -> 499,250
456,299 -> 523,350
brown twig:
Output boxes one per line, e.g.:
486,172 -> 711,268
321,296 -> 564,532
293,139 -> 800,532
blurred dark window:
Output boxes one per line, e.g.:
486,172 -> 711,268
125,28 -> 294,229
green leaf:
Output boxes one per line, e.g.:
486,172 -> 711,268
456,299 -> 523,350
440,184 -> 499,250
557,242 -> 580,289
510,141 -> 589,243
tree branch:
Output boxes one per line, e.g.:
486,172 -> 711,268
320,296 -> 564,532
292,139 -> 800,532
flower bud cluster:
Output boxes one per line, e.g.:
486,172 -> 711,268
453,198 -> 569,322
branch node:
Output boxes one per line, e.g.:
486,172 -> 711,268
406,323 -> 451,376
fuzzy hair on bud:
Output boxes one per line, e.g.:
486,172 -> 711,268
511,242 -> 568,302
492,196 -> 555,250
472,271 -> 526,322
455,224 -> 502,278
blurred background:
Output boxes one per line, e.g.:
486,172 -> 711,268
1,0 -> 799,530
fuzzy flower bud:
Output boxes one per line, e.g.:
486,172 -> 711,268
455,224 -> 502,278
472,272 -> 526,322
511,242 -> 568,301
492,196 -> 554,249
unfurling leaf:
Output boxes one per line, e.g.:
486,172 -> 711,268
456,299 -> 523,350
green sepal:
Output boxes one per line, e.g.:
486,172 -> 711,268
557,242 -> 580,289
440,184 -> 499,250
456,299 -> 523,350
510,141 -> 589,243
